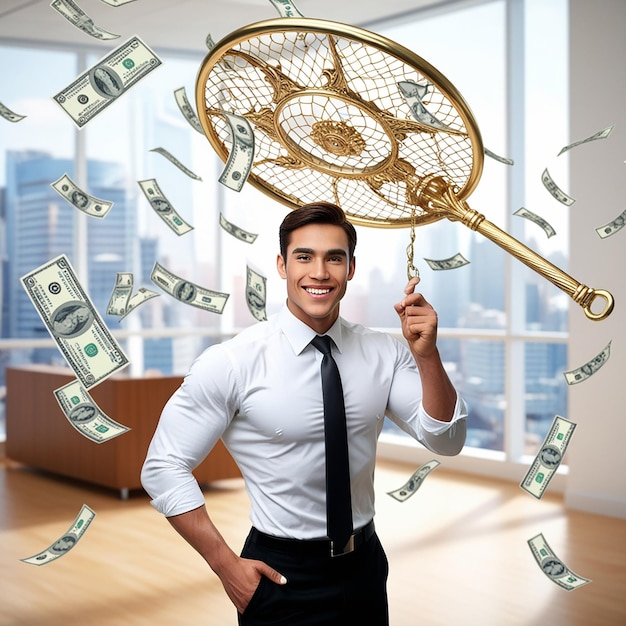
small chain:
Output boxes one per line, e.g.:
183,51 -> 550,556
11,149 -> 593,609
405,208 -> 420,281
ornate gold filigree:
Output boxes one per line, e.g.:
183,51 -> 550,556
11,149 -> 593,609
310,120 -> 366,156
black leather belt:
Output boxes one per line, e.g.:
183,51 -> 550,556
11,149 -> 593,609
250,520 -> 375,558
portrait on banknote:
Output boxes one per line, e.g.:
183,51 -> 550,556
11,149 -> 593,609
51,302 -> 94,338
90,66 -> 124,98
51,535 -> 77,554
72,191 -> 89,209
151,198 -> 172,214
175,281 -> 196,302
69,403 -> 97,424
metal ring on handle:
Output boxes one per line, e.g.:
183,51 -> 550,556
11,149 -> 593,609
583,289 -> 614,321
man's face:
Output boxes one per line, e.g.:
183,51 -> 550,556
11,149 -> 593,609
277,223 -> 355,334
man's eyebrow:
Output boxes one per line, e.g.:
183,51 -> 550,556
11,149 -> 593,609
291,247 -> 347,257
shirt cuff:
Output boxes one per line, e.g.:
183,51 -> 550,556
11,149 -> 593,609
419,393 -> 468,435
148,476 -> 206,518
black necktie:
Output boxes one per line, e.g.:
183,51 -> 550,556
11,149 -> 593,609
311,334 -> 353,552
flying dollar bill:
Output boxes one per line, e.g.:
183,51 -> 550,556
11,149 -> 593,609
219,111 -> 255,192
150,147 -> 202,181
398,80 -> 451,132
520,415 -> 575,499
424,252 -> 470,271
106,272 -> 133,316
54,379 -> 130,442
0,101 -> 26,122
206,33 -> 215,50
269,0 -> 305,17
53,35 -> 162,128
119,287 -> 160,320
595,207 -> 626,239
246,265 -> 267,322
557,125 -> 614,156
21,504 -> 95,566
21,255 -> 129,389
51,173 -> 113,218
50,0 -> 120,40
513,207 -> 556,238
151,262 -> 229,314
219,213 -> 258,244
541,168 -> 575,206
174,86 -> 205,134
484,147 -> 514,165
527,533 -> 591,591
387,459 -> 440,502
138,178 -> 194,236
563,341 -> 611,385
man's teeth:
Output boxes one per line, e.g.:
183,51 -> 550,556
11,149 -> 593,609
306,287 -> 331,295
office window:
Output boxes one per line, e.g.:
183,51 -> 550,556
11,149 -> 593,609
0,0 -> 569,457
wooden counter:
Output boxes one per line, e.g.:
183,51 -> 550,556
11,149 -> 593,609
5,365 -> 240,498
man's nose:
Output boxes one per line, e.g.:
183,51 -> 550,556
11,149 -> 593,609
310,259 -> 329,279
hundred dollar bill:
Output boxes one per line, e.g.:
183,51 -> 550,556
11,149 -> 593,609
138,178 -> 194,236
527,533 -> 591,591
520,415 -> 575,499
541,168 -> 575,206
219,213 -> 258,244
51,173 -> 113,218
151,262 -> 229,314
424,252 -> 470,271
21,255 -> 129,389
150,147 -> 202,181
174,86 -> 205,134
398,80 -> 451,132
558,125 -> 614,157
99,0 -> 138,5
53,35 -> 161,128
54,379 -> 130,442
21,504 -> 95,566
484,147 -> 514,165
0,101 -> 26,122
563,341 -> 611,385
106,271 -> 133,316
269,0 -> 305,17
513,207 -> 556,238
219,111 -> 255,192
119,287 -> 160,320
246,265 -> 267,322
387,459 -> 440,502
50,0 -> 120,40
595,207 -> 626,239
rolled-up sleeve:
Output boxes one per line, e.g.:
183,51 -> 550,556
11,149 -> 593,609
141,345 -> 238,517
417,394 -> 468,456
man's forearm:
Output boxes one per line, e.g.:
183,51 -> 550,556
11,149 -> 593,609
167,505 -> 237,575
413,347 -> 457,422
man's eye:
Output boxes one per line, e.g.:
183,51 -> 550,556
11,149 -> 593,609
296,254 -> 310,261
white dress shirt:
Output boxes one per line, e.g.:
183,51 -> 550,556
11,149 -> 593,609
141,305 -> 467,539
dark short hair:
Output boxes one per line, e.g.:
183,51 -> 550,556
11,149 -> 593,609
279,202 -> 357,260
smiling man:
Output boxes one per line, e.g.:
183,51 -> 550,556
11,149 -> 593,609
141,201 -> 467,625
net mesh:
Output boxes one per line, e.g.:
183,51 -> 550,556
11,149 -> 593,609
200,27 -> 478,227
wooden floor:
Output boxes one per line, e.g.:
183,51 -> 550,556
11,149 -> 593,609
1,458 -> 625,626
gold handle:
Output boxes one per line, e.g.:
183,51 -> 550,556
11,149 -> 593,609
416,176 -> 614,321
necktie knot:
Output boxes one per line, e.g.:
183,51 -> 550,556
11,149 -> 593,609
311,334 -> 333,356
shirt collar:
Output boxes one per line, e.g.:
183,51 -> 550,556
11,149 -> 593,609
278,304 -> 344,356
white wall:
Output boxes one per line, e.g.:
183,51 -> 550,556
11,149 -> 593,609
565,0 -> 626,519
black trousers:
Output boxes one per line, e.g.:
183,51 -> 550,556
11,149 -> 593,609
238,524 -> 389,626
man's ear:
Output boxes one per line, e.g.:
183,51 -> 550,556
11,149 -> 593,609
347,256 -> 356,281
276,253 -> 287,279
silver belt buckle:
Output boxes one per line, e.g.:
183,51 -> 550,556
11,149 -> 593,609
330,533 -> 355,557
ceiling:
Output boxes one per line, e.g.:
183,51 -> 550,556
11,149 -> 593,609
0,0 -> 446,55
